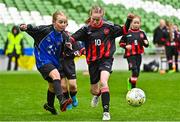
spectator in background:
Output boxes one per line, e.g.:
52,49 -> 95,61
153,19 -> 167,47
3,25 -> 24,71
165,23 -> 179,72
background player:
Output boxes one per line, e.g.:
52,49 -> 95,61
119,15 -> 149,90
60,40 -> 85,110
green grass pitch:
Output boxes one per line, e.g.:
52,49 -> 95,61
0,71 -> 180,121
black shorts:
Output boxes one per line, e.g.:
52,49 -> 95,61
59,58 -> 76,80
38,63 -> 58,82
88,58 -> 113,84
127,54 -> 142,70
165,46 -> 178,60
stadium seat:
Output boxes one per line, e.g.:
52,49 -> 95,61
0,0 -> 180,55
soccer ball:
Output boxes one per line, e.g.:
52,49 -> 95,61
126,88 -> 146,106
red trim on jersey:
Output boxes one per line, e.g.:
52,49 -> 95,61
137,43 -> 144,54
105,41 -> 111,57
129,29 -> 140,32
100,42 -> 105,58
70,37 -> 76,43
91,44 -> 97,61
126,49 -> 131,57
131,43 -> 136,55
160,37 -> 165,42
122,26 -> 128,34
166,41 -> 171,46
89,19 -> 104,29
87,45 -> 91,62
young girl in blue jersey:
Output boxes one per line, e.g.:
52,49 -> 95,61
19,11 -> 72,114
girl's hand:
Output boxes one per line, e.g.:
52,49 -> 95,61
127,13 -> 134,19
126,45 -> 132,50
143,40 -> 148,45
19,24 -> 27,31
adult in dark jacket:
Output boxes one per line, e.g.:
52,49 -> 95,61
153,19 -> 167,46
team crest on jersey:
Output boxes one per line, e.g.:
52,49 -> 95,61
126,34 -> 132,37
87,31 -> 92,35
104,28 -> 110,35
140,33 -> 144,38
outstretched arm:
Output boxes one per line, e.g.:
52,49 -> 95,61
19,24 -> 36,37
19,24 -> 28,31
123,13 -> 134,34
65,26 -> 88,49
112,13 -> 134,38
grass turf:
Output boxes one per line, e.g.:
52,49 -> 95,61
0,71 -> 180,121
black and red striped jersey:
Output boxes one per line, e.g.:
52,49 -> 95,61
165,31 -> 180,48
119,29 -> 149,58
174,31 -> 180,51
71,19 -> 131,64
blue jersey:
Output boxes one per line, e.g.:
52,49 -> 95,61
24,24 -> 66,69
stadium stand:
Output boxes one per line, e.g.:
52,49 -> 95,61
0,0 -> 180,55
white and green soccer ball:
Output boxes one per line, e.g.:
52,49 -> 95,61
126,88 -> 146,106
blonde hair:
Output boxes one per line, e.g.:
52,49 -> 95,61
89,5 -> 104,16
52,10 -> 67,22
85,5 -> 104,24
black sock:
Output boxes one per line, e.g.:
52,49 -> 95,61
169,63 -> 173,70
101,92 -> 110,112
70,91 -> 77,98
176,64 -> 178,72
53,79 -> 64,103
63,91 -> 70,99
131,83 -> 136,88
47,90 -> 55,107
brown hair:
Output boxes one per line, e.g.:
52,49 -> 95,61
85,5 -> 104,24
132,15 -> 141,22
89,5 -> 104,16
166,21 -> 173,41
52,10 -> 67,22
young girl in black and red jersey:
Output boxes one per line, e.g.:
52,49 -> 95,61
119,15 -> 149,90
67,5 -> 134,120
